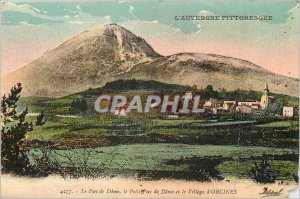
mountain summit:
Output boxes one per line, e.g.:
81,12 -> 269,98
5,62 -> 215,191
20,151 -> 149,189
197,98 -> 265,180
2,24 -> 298,97
51,23 -> 161,69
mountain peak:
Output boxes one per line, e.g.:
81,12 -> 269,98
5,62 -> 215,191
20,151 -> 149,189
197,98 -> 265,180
105,23 -> 124,29
46,23 -> 161,72
83,23 -> 161,62
87,23 -> 125,33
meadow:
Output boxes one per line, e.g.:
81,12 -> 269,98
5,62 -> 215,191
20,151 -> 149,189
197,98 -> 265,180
28,144 -> 298,181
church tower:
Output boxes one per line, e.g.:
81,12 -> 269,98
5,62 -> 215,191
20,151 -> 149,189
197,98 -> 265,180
260,83 -> 269,110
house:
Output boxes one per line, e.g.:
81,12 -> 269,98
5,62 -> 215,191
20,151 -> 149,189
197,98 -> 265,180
236,105 -> 252,114
204,98 -> 223,109
237,100 -> 260,108
283,106 -> 294,117
204,98 -> 223,115
238,101 -> 256,106
223,100 -> 237,110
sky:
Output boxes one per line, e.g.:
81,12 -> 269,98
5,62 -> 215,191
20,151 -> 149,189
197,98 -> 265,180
1,0 -> 299,78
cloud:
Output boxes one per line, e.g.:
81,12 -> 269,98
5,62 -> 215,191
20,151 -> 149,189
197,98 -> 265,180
118,0 -> 131,4
2,2 -> 111,26
2,1 -> 65,25
2,1 -> 41,15
19,21 -> 32,25
64,10 -> 112,25
199,10 -> 215,16
149,20 -> 159,24
66,20 -> 97,24
194,10 -> 215,33
76,5 -> 82,11
283,1 -> 299,35
129,6 -> 134,13
129,5 -> 139,19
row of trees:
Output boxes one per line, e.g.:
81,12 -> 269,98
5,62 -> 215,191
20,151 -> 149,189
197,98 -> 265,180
188,85 -> 261,101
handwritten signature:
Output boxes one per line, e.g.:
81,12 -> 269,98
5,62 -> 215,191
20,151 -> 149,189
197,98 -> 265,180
259,187 -> 283,198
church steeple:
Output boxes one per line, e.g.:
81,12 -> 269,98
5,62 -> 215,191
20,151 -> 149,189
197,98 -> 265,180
264,83 -> 269,96
260,82 -> 269,110
264,83 -> 269,93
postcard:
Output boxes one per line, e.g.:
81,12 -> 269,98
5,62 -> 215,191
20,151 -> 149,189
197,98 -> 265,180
1,0 -> 299,198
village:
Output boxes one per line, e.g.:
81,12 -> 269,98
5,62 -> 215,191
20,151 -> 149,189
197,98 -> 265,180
202,83 -> 294,117
112,83 -> 295,118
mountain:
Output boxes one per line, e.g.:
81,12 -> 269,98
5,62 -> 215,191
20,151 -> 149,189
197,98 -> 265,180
122,53 -> 299,97
2,24 -> 160,97
2,24 -> 299,97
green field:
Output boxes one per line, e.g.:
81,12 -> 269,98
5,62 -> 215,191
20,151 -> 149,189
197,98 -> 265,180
257,120 -> 299,128
29,144 -> 298,180
25,116 -> 211,140
218,160 -> 298,181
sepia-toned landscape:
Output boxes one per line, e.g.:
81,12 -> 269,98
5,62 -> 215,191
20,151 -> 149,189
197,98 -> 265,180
1,1 -> 299,198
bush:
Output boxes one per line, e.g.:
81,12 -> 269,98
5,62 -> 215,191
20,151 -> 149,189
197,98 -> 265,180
292,173 -> 298,183
251,158 -> 276,183
35,112 -> 46,126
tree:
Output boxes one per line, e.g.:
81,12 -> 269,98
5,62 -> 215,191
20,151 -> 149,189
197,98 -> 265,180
248,90 -> 259,101
294,106 -> 299,117
205,85 -> 214,94
70,98 -> 88,115
266,98 -> 285,115
191,84 -> 197,93
35,112 -> 46,126
202,85 -> 219,99
1,83 -> 33,174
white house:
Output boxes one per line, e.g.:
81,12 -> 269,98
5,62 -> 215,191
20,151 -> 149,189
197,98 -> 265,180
283,106 -> 294,117
237,100 -> 261,110
204,98 -> 223,109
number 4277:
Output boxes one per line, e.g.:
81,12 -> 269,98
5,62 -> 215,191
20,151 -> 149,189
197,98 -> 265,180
60,190 -> 73,195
